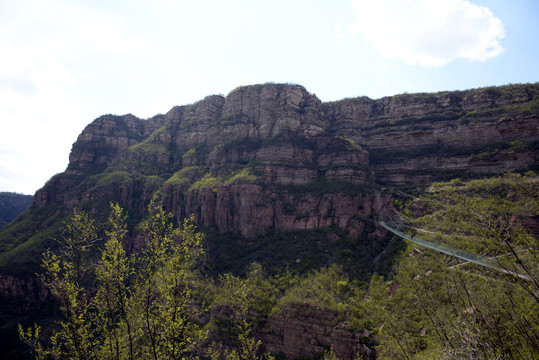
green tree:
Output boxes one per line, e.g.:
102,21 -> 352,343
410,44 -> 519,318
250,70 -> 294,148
134,202 -> 204,359
27,210 -> 99,359
20,202 -> 205,359
208,263 -> 275,360
93,203 -> 135,360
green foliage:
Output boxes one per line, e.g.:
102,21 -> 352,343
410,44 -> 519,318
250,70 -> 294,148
210,143 -> 225,154
141,175 -> 164,195
365,172 -> 539,359
17,173 -> 536,359
134,204 -> 205,359
0,204 -> 67,275
468,140 -> 535,161
274,265 -> 354,315
411,172 -> 539,251
32,210 -> 99,359
322,347 -> 339,360
110,141 -> 171,175
206,317 -> 275,360
356,83 -> 539,131
372,243 -> 539,359
164,166 -> 205,187
182,147 -> 196,159
207,263 -> 277,360
146,125 -> 167,141
206,223 -> 402,279
461,88 -> 539,119
19,203 -> 205,359
224,168 -> 259,186
213,263 -> 277,318
130,142 -> 168,157
189,173 -> 223,192
369,140 -> 537,166
95,171 -> 133,188
18,324 -> 47,360
341,137 -> 366,153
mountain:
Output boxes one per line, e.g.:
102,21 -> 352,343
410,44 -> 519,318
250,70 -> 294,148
0,82 -> 538,359
30,83 -> 539,238
0,193 -> 33,230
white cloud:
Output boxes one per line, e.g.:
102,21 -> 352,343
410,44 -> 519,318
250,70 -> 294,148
349,0 -> 505,66
0,0 -> 139,194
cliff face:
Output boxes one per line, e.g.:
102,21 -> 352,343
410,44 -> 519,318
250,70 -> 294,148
261,308 -> 375,360
35,83 -> 538,231
326,86 -> 539,185
327,86 -> 538,149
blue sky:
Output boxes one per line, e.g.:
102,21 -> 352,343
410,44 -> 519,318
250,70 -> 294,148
1,0 -> 538,194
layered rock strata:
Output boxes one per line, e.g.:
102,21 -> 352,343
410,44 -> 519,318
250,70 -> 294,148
35,83 -> 539,233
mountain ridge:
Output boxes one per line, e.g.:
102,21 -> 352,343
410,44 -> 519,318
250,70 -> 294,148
0,193 -> 33,230
33,82 -> 538,220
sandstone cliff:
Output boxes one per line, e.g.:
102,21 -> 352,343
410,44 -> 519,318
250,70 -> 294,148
34,83 -> 538,232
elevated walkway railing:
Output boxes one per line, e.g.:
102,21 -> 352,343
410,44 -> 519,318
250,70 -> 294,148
378,221 -> 531,281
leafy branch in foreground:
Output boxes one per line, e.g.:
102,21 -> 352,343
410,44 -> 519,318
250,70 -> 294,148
19,202 -> 205,360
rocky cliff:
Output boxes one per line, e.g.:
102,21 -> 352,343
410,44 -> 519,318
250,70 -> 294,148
33,83 -> 538,229
261,308 -> 375,360
1,82 -> 538,359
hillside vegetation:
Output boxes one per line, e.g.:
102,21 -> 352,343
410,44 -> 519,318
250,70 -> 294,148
363,172 -> 539,359
17,172 -> 539,359
0,192 -> 33,230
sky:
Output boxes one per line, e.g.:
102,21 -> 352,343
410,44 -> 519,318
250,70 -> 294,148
1,0 -> 538,195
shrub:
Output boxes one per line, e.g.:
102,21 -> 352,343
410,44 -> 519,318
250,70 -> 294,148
224,168 -> 258,185
189,173 -> 223,191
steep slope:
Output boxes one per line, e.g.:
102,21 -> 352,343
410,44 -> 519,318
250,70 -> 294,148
1,82 -> 535,278
326,84 -> 539,185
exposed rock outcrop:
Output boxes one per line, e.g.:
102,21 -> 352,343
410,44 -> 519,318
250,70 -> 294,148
34,83 -> 538,226
261,308 -> 375,360
0,275 -> 48,313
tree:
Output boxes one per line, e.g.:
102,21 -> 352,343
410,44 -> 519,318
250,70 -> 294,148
207,263 -> 276,360
134,202 -> 204,359
20,202 -> 205,359
22,210 -> 99,359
